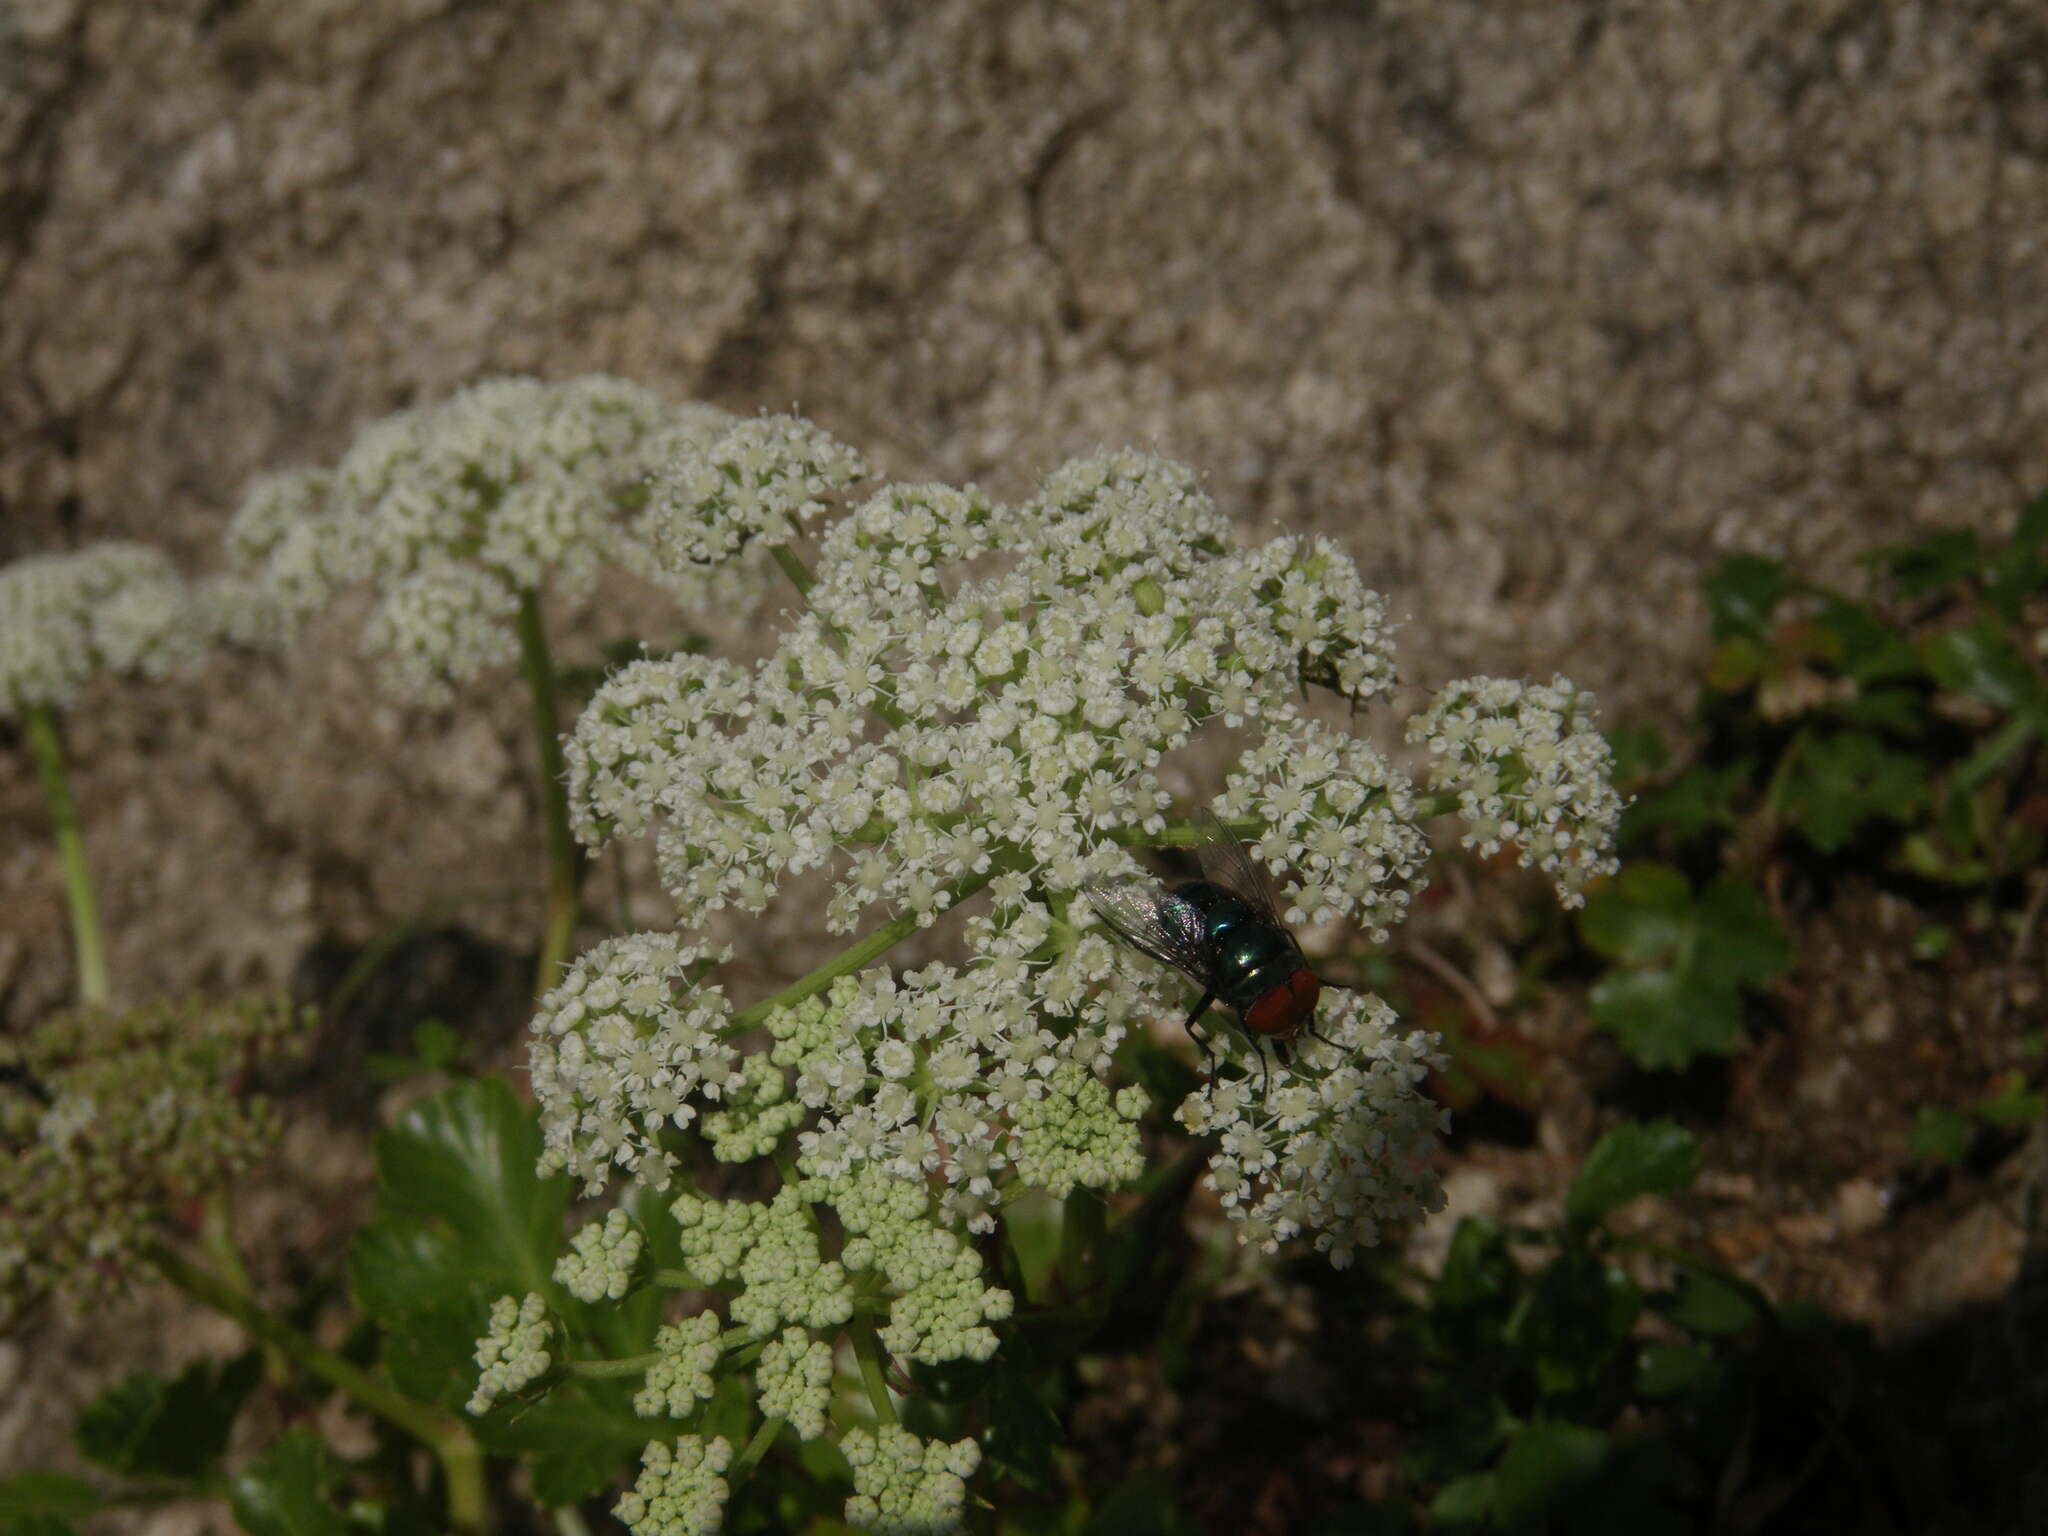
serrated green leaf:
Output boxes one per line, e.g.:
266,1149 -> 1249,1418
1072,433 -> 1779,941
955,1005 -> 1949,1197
1924,620 -> 2045,715
350,1078 -> 570,1412
1704,555 -> 1790,641
1578,864 -> 1693,966
227,1427 -> 348,1536
0,1474 -> 101,1522
1567,1121 -> 1700,1225
1811,597 -> 1921,684
75,1352 -> 260,1481
1692,877 -> 1791,988
1868,527 -> 1982,599
1622,760 -> 1754,850
368,1077 -> 565,1292
1590,969 -> 1744,1069
1777,730 -> 1930,851
480,1388 -> 650,1506
1908,1105 -> 1974,1165
1604,724 -> 1670,788
1492,1420 -> 1608,1525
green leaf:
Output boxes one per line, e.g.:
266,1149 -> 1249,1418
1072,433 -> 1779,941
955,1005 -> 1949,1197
1704,555 -> 1790,640
1604,725 -> 1670,788
1433,1219 -> 1516,1313
349,1077 -> 569,1409
1567,1121 -> 1700,1225
1868,527 -> 1982,598
1811,597 -> 1921,684
1578,864 -> 1693,967
75,1352 -> 261,1481
1635,1341 -> 1718,1399
1665,1268 -> 1758,1337
227,1428 -> 349,1536
1492,1421 -> 1608,1526
480,1388 -> 651,1507
1590,969 -> 1745,1069
1428,1472 -> 1496,1528
0,1519 -> 82,1536
1976,1071 -> 2047,1129
368,1077 -> 563,1288
1623,761 -> 1753,849
0,1474 -> 101,1522
1923,620 -> 2046,715
1776,730 -> 1929,852
1691,876 -> 1791,988
1908,1105 -> 1973,1165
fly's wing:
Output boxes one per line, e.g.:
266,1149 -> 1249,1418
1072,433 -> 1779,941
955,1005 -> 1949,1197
1082,878 -> 1214,983
1192,808 -> 1288,924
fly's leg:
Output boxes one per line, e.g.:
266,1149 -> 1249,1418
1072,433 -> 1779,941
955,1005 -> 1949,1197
1180,988 -> 1221,1100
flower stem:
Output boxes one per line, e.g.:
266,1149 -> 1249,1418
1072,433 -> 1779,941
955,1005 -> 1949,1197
725,862 -> 1007,1034
146,1242 -> 489,1534
23,702 -> 109,1006
849,1320 -> 897,1426
731,1414 -> 786,1478
516,588 -> 585,998
768,543 -> 815,599
568,1353 -> 658,1379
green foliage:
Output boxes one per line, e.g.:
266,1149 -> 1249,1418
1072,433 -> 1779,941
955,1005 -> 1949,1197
75,1352 -> 262,1482
350,1078 -> 663,1506
227,1430 -> 358,1536
1579,866 -> 1789,1067
1585,500 -> 2048,1068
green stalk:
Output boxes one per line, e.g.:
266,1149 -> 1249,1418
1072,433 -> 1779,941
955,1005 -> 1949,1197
725,861 -> 1007,1035
730,1415 -> 787,1478
146,1242 -> 488,1534
516,588 -> 585,998
24,702 -> 109,1006
849,1320 -> 898,1425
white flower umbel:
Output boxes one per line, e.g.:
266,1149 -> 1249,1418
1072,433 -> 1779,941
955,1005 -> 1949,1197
1408,675 -> 1624,907
529,934 -> 739,1195
221,376 -> 750,700
547,432 -> 1619,1267
467,1293 -> 558,1414
755,1327 -> 835,1441
615,1435 -> 732,1536
840,1425 -> 982,1536
0,544 -> 200,719
1177,992 -> 1449,1268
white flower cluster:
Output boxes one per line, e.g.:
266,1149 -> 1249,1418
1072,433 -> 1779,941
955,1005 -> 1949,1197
755,1327 -> 835,1440
467,1292 -> 557,1414
616,1435 -> 732,1536
1407,676 -> 1624,907
220,376 -> 750,701
529,934 -> 739,1195
649,413 -> 866,569
840,1426 -> 982,1536
806,1166 -> 1015,1366
0,544 -> 201,719
766,967 -> 1139,1236
1178,993 -> 1449,1268
544,423 -> 1617,1271
555,1208 -> 647,1303
669,1187 -> 856,1336
635,1313 -> 725,1419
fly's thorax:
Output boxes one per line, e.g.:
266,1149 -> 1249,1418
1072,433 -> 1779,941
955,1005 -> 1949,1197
1172,879 -> 1313,1017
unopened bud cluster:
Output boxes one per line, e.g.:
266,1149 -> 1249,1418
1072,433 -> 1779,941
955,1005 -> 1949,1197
0,996 -> 311,1322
